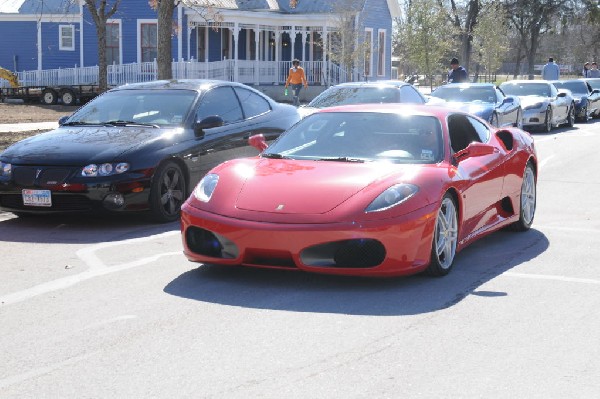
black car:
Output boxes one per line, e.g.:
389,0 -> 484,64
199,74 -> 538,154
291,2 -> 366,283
0,79 -> 300,222
298,81 -> 427,117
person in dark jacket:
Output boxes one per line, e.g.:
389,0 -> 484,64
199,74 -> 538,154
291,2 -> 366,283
447,58 -> 468,83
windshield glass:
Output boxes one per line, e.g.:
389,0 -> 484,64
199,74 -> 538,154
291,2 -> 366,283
552,81 -> 587,94
67,89 -> 198,127
264,112 -> 444,164
308,87 -> 399,108
500,83 -> 551,97
431,86 -> 496,103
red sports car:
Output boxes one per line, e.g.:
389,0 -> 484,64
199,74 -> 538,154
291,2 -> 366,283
181,104 -> 537,277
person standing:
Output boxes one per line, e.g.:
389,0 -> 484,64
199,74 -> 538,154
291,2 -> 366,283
583,62 -> 591,78
542,57 -> 560,80
588,62 -> 600,78
447,58 -> 468,83
285,59 -> 308,106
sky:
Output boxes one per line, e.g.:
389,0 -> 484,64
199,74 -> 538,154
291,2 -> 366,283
0,0 -> 25,13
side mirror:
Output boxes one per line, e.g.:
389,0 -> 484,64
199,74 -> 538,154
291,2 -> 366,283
194,115 -> 224,137
591,89 -> 600,95
248,134 -> 268,151
557,91 -> 567,98
503,97 -> 514,104
58,116 -> 70,126
453,142 -> 496,162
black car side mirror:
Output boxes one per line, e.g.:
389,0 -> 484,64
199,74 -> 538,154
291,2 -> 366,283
58,116 -> 70,126
503,97 -> 514,104
591,89 -> 600,95
194,115 -> 224,138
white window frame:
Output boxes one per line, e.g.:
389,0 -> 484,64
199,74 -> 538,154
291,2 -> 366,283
137,19 -> 158,63
59,24 -> 75,51
364,28 -> 373,78
377,29 -> 386,77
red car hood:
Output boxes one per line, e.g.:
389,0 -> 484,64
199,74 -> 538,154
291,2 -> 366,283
234,159 -> 413,214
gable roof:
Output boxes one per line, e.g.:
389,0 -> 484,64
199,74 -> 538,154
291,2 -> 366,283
19,0 -> 78,14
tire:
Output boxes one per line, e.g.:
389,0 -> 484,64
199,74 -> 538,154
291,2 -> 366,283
41,89 -> 58,105
490,112 -> 499,127
426,193 -> 458,277
514,108 -> 523,129
61,90 -> 76,106
580,106 -> 588,123
542,107 -> 552,132
509,162 -> 536,232
566,104 -> 575,128
149,161 -> 187,223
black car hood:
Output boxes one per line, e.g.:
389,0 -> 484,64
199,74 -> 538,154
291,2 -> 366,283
1,126 -> 184,165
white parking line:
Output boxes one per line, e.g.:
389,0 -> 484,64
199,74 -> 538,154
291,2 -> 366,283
504,272 -> 600,285
0,231 -> 181,306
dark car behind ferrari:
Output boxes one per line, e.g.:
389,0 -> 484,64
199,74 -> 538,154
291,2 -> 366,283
0,79 -> 300,222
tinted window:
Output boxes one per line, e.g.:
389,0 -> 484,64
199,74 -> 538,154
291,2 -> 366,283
448,114 -> 485,152
500,83 -> 552,97
197,86 -> 243,123
234,87 -> 271,118
400,85 -> 426,103
552,81 -> 588,94
466,116 -> 490,142
431,86 -> 496,102
308,87 -> 399,108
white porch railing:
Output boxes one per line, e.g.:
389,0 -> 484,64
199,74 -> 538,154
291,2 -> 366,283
1,60 -> 358,88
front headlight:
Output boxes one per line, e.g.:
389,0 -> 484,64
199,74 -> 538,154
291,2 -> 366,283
81,162 -> 130,177
193,173 -> 219,202
524,102 -> 544,111
365,184 -> 419,212
0,161 -> 12,179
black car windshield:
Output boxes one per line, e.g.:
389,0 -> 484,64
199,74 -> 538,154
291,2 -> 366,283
553,81 -> 587,95
500,83 -> 551,97
308,87 -> 399,108
66,89 -> 198,127
263,112 -> 443,164
431,86 -> 496,103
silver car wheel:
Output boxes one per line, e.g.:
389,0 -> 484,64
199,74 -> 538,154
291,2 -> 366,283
521,165 -> 536,226
434,197 -> 458,270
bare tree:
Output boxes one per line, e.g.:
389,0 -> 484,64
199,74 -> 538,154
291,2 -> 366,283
439,0 -> 481,73
82,0 -> 121,92
149,0 -> 220,80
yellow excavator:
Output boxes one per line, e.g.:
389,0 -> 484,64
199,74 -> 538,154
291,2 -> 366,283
0,66 -> 19,88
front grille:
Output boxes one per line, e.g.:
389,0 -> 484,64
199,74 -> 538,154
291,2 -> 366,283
0,193 -> 92,211
301,239 -> 386,268
13,166 -> 75,186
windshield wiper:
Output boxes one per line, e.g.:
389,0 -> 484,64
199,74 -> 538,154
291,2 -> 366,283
261,152 -> 290,159
103,120 -> 160,128
61,121 -> 101,126
317,157 -> 366,163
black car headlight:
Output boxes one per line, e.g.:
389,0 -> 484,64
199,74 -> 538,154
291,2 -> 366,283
193,173 -> 219,202
82,162 -> 130,177
366,184 -> 418,212
0,161 -> 12,179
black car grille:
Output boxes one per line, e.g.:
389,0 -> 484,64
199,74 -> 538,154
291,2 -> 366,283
13,166 -> 74,186
0,193 -> 92,211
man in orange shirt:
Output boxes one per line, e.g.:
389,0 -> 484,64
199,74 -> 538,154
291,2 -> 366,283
285,59 -> 308,106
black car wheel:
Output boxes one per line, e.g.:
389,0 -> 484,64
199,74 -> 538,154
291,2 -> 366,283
149,161 -> 187,223
426,193 -> 458,277
566,104 -> 575,127
580,106 -> 589,123
542,107 -> 552,132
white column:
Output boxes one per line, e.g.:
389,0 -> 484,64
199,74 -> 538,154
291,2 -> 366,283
301,30 -> 307,62
233,23 -> 240,82
254,25 -> 260,85
290,28 -> 296,59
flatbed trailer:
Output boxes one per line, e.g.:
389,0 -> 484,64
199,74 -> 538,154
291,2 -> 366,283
0,84 -> 102,105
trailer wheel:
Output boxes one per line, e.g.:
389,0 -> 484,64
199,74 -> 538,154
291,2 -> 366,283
41,89 -> 58,105
60,89 -> 76,106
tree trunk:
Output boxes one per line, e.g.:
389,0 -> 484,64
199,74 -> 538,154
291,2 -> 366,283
95,23 -> 108,92
157,2 -> 177,80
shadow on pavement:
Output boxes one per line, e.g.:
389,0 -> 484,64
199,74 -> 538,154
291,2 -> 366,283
164,228 -> 549,316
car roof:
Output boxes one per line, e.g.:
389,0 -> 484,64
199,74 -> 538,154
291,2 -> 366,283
314,103 -> 461,119
331,81 -> 410,88
501,80 -> 551,85
111,79 -> 248,92
436,83 -> 496,88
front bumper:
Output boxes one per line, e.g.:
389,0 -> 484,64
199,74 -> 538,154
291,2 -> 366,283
522,108 -> 548,127
180,201 -> 439,277
0,165 -> 152,214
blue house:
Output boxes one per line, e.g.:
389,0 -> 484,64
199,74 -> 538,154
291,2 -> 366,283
0,0 -> 400,89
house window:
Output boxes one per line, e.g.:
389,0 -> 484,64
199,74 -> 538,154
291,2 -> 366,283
364,29 -> 373,77
141,23 -> 158,62
59,25 -> 75,51
197,27 -> 206,62
106,22 -> 120,65
377,29 -> 386,76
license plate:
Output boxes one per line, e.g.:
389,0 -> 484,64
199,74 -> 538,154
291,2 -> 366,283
22,189 -> 52,207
